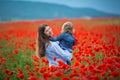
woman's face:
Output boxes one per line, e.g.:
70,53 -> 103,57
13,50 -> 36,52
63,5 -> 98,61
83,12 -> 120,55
44,26 -> 53,37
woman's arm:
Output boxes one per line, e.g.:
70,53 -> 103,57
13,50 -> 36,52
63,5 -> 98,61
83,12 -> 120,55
51,42 -> 71,61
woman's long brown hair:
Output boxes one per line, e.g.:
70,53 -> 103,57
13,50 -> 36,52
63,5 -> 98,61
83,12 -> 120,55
37,24 -> 50,57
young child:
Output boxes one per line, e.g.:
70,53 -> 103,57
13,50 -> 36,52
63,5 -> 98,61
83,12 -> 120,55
50,22 -> 75,65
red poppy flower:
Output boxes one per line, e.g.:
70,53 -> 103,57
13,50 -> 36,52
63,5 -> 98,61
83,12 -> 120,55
39,67 -> 47,73
4,77 -> 9,80
17,73 -> 24,79
4,69 -> 13,75
43,72 -> 51,79
70,73 -> 79,78
62,77 -> 69,80
55,72 -> 63,77
17,68 -> 22,73
118,47 -> 120,52
33,61 -> 39,67
0,46 -> 2,49
48,66 -> 58,72
53,56 -> 57,61
32,56 -> 39,62
28,76 -> 37,80
90,75 -> 100,80
25,65 -> 31,70
73,61 -> 80,67
111,71 -> 119,78
13,49 -> 19,54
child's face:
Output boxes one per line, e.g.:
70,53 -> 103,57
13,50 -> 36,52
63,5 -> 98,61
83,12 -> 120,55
44,26 -> 53,37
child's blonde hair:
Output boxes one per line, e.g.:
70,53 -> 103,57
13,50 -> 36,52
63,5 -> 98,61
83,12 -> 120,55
61,22 -> 74,34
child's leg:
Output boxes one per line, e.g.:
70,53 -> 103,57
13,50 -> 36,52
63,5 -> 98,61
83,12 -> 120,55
66,60 -> 71,66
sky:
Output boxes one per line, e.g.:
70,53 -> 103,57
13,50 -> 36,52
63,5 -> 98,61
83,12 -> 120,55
12,0 -> 120,14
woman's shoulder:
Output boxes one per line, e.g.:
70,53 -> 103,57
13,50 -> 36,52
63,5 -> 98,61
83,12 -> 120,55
46,41 -> 59,51
47,41 -> 59,47
51,41 -> 60,45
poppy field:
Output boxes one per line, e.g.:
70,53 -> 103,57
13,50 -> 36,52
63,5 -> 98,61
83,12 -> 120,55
0,18 -> 120,80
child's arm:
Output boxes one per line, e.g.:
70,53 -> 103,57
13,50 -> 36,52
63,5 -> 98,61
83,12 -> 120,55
50,33 -> 64,41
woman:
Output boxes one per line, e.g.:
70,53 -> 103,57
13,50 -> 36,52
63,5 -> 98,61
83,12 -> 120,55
36,24 -> 72,67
